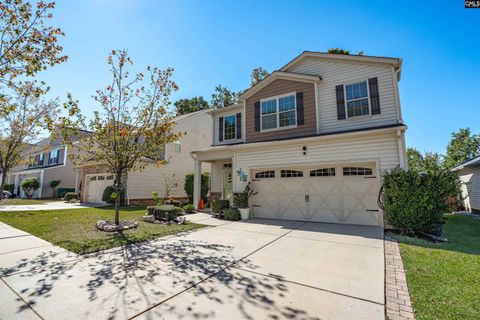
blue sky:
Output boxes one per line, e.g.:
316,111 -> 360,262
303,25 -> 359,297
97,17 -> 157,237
37,0 -> 480,154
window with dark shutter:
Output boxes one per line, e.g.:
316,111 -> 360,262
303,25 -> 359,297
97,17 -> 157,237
336,85 -> 346,120
296,92 -> 304,125
368,77 -> 381,115
236,113 -> 242,139
254,101 -> 261,131
218,117 -> 224,142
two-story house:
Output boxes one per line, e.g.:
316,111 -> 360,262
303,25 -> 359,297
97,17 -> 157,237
5,130 -> 90,199
76,109 -> 212,204
191,51 -> 407,227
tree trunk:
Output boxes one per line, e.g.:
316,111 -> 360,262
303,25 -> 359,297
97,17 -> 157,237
0,170 -> 6,200
114,172 -> 123,225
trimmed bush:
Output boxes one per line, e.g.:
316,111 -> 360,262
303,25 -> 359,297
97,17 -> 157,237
165,199 -> 182,207
3,184 -> 14,194
182,204 -> 195,213
21,178 -> 40,198
184,173 -> 209,203
382,167 -> 460,235
224,208 -> 241,221
147,205 -> 184,220
102,186 -> 125,205
64,192 -> 78,202
212,199 -> 230,213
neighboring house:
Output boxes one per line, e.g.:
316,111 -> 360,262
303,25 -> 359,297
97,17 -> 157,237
452,156 -> 480,213
76,109 -> 211,205
5,130 -> 90,199
192,51 -> 407,227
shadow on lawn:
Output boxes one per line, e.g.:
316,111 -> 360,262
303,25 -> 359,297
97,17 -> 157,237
2,233 -> 320,320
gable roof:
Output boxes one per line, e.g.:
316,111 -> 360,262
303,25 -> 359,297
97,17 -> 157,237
239,71 -> 321,101
451,155 -> 480,172
280,51 -> 403,78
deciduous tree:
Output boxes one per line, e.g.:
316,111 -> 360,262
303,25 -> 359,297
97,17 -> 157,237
250,67 -> 269,86
444,128 -> 480,168
58,50 -> 182,225
174,96 -> 209,115
0,82 -> 58,198
211,85 -> 238,108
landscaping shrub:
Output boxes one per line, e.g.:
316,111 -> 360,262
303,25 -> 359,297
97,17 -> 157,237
182,204 -> 195,213
102,186 -> 125,205
147,205 -> 184,220
64,192 -> 78,203
49,180 -> 61,198
382,167 -> 460,235
21,178 -> 40,198
184,173 -> 209,203
165,200 -> 182,207
212,199 -> 230,213
233,182 -> 257,208
3,184 -> 14,194
58,188 -> 75,198
224,208 -> 241,221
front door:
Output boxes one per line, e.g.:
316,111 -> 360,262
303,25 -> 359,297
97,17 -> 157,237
223,171 -> 233,202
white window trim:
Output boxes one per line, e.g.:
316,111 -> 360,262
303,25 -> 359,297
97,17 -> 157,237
223,114 -> 237,141
260,91 -> 297,132
343,80 -> 371,119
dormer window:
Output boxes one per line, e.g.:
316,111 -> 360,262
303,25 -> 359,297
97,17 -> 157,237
261,93 -> 296,131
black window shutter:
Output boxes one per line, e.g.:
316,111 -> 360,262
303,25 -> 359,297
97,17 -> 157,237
218,117 -> 224,142
236,113 -> 242,139
296,92 -> 304,125
336,85 -> 346,120
254,101 -> 261,131
368,77 -> 381,115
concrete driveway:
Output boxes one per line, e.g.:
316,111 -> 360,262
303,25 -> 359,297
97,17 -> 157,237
0,213 -> 385,320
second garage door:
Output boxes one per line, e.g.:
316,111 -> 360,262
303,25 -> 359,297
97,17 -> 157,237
250,163 -> 381,226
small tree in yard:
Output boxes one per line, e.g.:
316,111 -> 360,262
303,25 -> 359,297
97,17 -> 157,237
49,180 -> 61,198
58,50 -> 182,226
21,178 -> 40,199
0,82 -> 59,198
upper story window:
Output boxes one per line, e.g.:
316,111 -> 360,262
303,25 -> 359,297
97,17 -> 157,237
261,93 -> 296,131
172,141 -> 181,153
345,81 -> 369,118
38,153 -> 44,166
48,149 -> 60,165
223,115 -> 236,140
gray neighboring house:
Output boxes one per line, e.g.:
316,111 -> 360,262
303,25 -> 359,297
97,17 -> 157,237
5,131 -> 89,199
452,156 -> 480,213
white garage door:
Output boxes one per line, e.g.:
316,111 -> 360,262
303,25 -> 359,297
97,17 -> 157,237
251,164 -> 381,226
86,174 -> 114,203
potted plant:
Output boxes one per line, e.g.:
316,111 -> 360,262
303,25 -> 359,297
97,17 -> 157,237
233,182 -> 257,220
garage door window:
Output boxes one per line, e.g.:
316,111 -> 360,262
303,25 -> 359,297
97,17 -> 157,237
255,170 -> 275,179
310,168 -> 336,177
90,176 -> 97,181
281,170 -> 303,178
106,175 -> 114,180
343,167 -> 373,176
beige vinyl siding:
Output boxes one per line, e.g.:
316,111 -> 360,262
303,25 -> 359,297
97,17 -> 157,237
287,57 -> 400,133
458,166 -> 480,211
212,107 -> 244,146
232,132 -> 400,192
126,111 -> 212,199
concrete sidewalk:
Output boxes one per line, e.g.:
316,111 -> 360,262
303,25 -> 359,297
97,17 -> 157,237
0,213 -> 385,320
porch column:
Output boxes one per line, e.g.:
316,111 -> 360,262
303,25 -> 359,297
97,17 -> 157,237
193,158 -> 202,209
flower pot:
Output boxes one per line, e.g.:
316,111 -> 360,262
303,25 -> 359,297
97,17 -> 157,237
238,208 -> 250,220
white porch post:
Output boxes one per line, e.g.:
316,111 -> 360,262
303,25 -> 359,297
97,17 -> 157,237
193,158 -> 202,209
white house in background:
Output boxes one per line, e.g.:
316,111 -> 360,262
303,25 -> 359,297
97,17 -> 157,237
191,51 -> 407,227
452,156 -> 480,213
76,109 -> 212,205
5,130 -> 90,198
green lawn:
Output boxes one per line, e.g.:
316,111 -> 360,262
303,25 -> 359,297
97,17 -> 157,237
0,206 -> 206,254
389,215 -> 480,320
0,198 -> 50,205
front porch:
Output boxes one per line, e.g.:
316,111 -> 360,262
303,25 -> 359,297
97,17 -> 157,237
6,170 -> 44,198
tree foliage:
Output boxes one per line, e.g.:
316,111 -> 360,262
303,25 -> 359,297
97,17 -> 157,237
184,173 -> 209,204
250,67 -> 269,86
444,128 -> 480,169
327,48 -> 350,55
0,82 -> 58,197
211,85 -> 238,108
58,50 -> 182,224
0,0 -> 66,83
174,96 -> 209,115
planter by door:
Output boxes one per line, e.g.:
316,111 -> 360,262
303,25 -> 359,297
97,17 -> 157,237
238,208 -> 250,220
